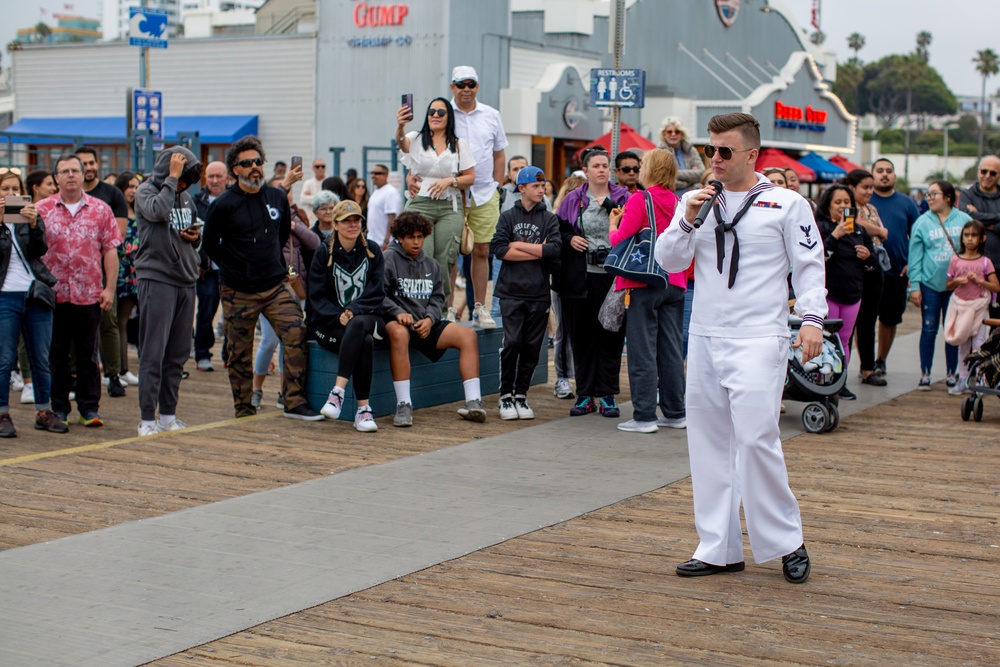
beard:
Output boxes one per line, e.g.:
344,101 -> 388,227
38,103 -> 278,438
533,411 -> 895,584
238,172 -> 264,190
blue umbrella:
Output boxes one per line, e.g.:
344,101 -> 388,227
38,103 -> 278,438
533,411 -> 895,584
797,152 -> 847,183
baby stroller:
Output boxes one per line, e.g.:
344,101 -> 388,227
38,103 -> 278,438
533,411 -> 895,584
784,316 -> 847,433
960,318 -> 1000,422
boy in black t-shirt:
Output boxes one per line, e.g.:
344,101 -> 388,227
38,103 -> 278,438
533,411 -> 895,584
490,166 -> 561,420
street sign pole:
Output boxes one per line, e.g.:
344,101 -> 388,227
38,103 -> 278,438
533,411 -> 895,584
608,0 -> 625,171
140,0 -> 148,87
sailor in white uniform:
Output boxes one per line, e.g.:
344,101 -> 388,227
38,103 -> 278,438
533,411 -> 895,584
654,113 -> 826,584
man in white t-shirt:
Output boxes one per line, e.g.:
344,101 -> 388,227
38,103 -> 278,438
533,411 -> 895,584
298,158 -> 326,225
366,164 -> 400,250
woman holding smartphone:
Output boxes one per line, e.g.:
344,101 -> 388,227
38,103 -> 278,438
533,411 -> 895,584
0,169 -> 64,435
395,97 -> 475,299
814,184 -> 877,400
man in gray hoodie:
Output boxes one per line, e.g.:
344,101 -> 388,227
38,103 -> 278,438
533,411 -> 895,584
133,146 -> 203,436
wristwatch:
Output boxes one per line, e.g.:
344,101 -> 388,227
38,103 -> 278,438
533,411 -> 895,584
452,177 -> 459,189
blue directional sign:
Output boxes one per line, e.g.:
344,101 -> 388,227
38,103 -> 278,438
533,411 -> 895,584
590,68 -> 646,108
129,6 -> 169,49
131,88 -> 164,145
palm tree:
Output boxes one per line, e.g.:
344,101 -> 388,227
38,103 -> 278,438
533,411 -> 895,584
915,31 -> 932,63
974,48 -> 1000,161
847,33 -> 865,64
34,22 -> 51,43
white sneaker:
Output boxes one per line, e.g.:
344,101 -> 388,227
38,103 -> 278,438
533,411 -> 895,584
321,389 -> 344,419
472,303 -> 496,329
158,419 -> 188,431
948,378 -> 968,396
445,306 -> 458,323
618,419 -> 659,433
553,377 -> 574,399
120,371 -> 139,386
138,421 -> 161,437
20,382 -> 34,404
9,371 -> 23,392
197,358 -> 214,372
100,375 -> 109,387
354,407 -> 378,432
498,394 -> 518,420
657,416 -> 687,429
513,395 -> 534,419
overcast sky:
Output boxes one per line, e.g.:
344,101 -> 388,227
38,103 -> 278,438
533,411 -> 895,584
2,0 -> 995,98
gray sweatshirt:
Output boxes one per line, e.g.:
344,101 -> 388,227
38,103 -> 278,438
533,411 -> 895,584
134,146 -> 202,287
381,243 -> 445,323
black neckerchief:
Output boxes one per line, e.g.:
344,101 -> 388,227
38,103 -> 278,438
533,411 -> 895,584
712,179 -> 776,288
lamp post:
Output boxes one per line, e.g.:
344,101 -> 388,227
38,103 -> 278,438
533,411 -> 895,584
943,121 -> 959,180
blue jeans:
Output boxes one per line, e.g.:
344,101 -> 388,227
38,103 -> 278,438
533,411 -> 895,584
195,269 -> 221,361
253,315 -> 284,376
919,284 -> 957,374
0,291 -> 53,411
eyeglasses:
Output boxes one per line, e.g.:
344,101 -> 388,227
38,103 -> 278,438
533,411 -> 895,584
314,164 -> 326,169
926,191 -> 942,198
618,166 -> 640,174
662,130 -> 681,136
427,108 -> 448,118
703,145 -> 755,160
453,81 -> 477,90
0,167 -> 22,176
980,168 -> 999,177
237,157 -> 264,168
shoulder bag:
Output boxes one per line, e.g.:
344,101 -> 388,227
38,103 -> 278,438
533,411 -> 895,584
457,141 -> 475,256
603,191 -> 670,288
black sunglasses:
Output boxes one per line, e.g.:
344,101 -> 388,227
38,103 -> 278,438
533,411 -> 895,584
704,145 -> 754,160
453,81 -> 477,90
314,163 -> 326,169
427,108 -> 448,118
618,166 -> 640,174
371,171 -> 388,177
980,168 -> 999,177
237,157 -> 264,168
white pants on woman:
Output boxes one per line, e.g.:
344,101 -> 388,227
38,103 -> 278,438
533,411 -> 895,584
686,334 -> 804,565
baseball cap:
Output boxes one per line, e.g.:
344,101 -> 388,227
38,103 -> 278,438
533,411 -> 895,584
451,66 -> 478,83
516,166 -> 545,186
332,199 -> 365,222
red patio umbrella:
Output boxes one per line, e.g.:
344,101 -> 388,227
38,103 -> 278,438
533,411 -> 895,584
755,148 -> 815,182
829,154 -> 864,173
575,123 -> 657,162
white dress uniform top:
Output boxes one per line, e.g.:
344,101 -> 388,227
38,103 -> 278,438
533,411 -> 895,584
655,174 -> 827,565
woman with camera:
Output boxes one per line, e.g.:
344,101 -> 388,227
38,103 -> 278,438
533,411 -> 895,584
0,169 -> 64,436
555,147 -> 630,418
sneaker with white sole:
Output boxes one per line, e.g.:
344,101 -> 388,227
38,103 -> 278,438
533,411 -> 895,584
354,407 -> 378,432
250,389 -> 263,409
138,421 -> 161,436
458,398 -> 487,423
197,358 -> 214,372
472,303 -> 496,329
498,394 -> 518,420
917,373 -> 931,390
947,378 -> 968,396
393,402 -> 413,427
445,306 -> 458,323
321,389 -> 344,419
20,383 -> 34,404
158,419 -> 188,431
9,371 -> 24,392
553,377 -> 575,399
513,395 -> 534,419
618,419 -> 659,433
120,371 -> 139,386
657,416 -> 687,429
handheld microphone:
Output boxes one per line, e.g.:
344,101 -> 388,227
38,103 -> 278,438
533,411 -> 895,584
692,180 -> 724,228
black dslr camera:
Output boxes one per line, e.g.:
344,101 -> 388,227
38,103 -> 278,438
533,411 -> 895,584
587,246 -> 610,266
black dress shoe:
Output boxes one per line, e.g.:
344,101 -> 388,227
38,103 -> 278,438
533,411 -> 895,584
782,544 -> 810,583
676,558 -> 745,577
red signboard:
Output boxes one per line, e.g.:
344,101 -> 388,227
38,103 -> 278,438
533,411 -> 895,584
353,2 -> 409,27
775,100 -> 828,132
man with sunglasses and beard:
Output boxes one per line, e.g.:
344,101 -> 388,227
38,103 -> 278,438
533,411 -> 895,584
614,151 -> 643,195
203,135 -> 323,421
959,155 -> 1000,318
655,113 -> 826,586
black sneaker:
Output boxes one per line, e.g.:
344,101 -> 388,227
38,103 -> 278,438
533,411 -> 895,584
283,403 -> 324,421
35,409 -> 69,434
872,359 -> 887,378
0,412 -> 16,438
838,386 -> 857,400
107,375 -> 126,397
860,372 -> 887,387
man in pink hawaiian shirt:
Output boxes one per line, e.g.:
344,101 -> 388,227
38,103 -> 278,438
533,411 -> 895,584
36,154 -> 122,427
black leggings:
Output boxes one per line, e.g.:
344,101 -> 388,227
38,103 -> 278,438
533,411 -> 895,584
852,268 -> 883,373
314,314 -> 384,401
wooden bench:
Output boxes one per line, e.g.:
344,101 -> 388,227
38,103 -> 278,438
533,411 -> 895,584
305,324 -> 548,420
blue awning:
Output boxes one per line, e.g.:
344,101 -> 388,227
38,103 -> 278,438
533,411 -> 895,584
0,115 -> 258,144
797,151 -> 846,183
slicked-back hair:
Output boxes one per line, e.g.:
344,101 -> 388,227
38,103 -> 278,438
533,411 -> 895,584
706,113 -> 761,149
225,135 -> 266,176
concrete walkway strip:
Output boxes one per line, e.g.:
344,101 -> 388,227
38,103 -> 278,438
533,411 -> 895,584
0,333 -> 925,667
